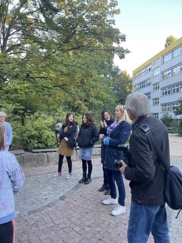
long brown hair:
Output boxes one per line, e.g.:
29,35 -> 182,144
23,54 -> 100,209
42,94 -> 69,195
0,123 -> 5,150
82,113 -> 95,127
64,113 -> 75,126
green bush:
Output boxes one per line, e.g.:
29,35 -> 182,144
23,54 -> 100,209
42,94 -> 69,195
160,113 -> 179,133
10,113 -> 57,151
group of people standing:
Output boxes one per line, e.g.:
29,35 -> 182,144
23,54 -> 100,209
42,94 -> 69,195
54,92 -> 171,242
54,112 -> 99,183
54,104 -> 132,217
0,91 -> 171,243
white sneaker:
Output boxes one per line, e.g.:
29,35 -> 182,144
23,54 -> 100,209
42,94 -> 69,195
111,205 -> 126,216
54,172 -> 61,177
66,173 -> 71,179
103,197 -> 118,205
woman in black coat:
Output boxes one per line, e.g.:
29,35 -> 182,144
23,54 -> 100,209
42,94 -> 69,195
102,105 -> 131,216
77,113 -> 99,184
98,110 -> 114,195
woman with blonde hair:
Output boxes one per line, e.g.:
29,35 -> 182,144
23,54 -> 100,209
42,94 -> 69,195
102,105 -> 131,216
0,123 -> 25,243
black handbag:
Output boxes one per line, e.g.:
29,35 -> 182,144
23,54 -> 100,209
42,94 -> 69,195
164,165 -> 182,210
140,124 -> 182,216
67,136 -> 76,148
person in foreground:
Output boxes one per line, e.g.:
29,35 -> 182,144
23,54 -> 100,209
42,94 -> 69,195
0,123 -> 25,243
120,93 -> 170,243
102,105 -> 131,216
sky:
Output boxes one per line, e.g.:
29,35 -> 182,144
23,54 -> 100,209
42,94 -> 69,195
114,0 -> 182,75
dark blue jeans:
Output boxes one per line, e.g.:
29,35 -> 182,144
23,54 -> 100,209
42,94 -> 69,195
106,169 -> 125,206
128,201 -> 170,243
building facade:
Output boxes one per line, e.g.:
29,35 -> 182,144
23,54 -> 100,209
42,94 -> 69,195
133,37 -> 182,119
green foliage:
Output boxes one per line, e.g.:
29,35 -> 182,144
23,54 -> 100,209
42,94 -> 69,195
160,113 -> 179,133
173,98 -> 182,116
178,120 -> 182,136
21,113 -> 57,151
165,35 -> 178,48
160,113 -> 173,127
1,0 -> 132,150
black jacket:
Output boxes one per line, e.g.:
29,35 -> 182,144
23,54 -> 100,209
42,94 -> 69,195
59,122 -> 77,140
124,116 -> 170,206
103,121 -> 131,171
77,124 -> 99,148
99,120 -> 114,164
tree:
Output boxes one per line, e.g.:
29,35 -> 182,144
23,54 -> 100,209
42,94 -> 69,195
165,35 -> 178,48
0,0 -> 129,118
0,0 -> 132,149
174,98 -> 182,116
111,69 -> 133,105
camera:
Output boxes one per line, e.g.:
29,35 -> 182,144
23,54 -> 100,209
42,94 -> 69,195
114,160 -> 123,168
114,144 -> 131,168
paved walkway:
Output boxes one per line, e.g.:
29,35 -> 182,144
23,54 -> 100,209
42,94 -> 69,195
14,134 -> 182,243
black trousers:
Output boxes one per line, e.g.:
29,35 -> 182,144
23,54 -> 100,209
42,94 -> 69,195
58,154 -> 72,173
0,220 -> 15,243
82,159 -> 92,175
103,166 -> 109,187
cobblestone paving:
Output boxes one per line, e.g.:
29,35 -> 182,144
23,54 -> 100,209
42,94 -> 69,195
14,134 -> 182,242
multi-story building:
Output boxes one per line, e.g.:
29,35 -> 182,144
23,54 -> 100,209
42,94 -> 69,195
133,37 -> 182,119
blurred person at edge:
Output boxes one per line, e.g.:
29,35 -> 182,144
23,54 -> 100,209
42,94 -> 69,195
120,93 -> 170,243
98,110 -> 114,195
0,123 -> 25,243
56,113 -> 77,179
102,105 -> 131,216
77,113 -> 99,184
0,111 -> 13,151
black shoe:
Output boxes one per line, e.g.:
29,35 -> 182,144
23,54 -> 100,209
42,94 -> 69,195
104,189 -> 110,195
98,184 -> 106,192
84,178 -> 91,184
79,173 -> 86,183
79,178 -> 86,183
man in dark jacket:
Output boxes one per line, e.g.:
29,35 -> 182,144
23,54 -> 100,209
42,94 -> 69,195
120,93 -> 170,243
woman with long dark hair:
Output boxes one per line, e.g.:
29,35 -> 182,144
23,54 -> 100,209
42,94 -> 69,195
77,113 -> 99,184
98,110 -> 114,195
56,113 -> 77,179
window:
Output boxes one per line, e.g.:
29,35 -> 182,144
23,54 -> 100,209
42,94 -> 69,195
173,64 -> 182,76
134,65 -> 151,79
152,113 -> 159,119
153,59 -> 160,65
162,70 -> 172,79
162,87 -> 171,96
134,78 -> 151,91
172,102 -> 179,112
145,79 -> 151,87
173,46 -> 182,58
163,52 -> 172,63
134,84 -> 139,91
153,98 -> 159,106
153,67 -> 160,76
153,82 -> 159,91
161,104 -> 170,112
172,83 -> 182,94
145,92 -> 151,99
